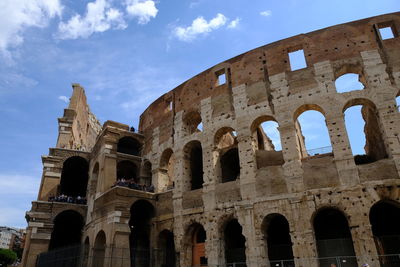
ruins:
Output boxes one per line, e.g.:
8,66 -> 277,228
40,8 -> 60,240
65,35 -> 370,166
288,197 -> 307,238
22,12 -> 400,267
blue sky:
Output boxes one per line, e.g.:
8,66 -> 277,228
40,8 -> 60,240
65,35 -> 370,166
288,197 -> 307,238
0,0 -> 399,228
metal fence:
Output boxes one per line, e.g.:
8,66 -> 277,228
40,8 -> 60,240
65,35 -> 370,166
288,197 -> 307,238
304,146 -> 333,157
36,246 -> 400,267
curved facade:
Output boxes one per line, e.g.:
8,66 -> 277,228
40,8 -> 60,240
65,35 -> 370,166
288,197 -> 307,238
23,12 -> 400,267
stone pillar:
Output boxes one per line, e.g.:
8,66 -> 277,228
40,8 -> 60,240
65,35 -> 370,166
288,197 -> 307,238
22,222 -> 51,267
110,231 -> 131,267
325,112 -> 360,186
237,206 -> 263,267
277,122 -> 304,193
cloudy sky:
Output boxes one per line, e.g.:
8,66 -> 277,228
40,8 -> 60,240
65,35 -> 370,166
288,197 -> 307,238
0,0 -> 399,228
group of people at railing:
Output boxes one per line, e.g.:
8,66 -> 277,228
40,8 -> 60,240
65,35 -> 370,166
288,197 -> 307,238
112,178 -> 155,193
48,194 -> 87,204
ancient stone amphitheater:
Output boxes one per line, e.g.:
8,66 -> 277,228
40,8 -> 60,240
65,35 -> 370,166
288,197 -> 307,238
22,12 -> 400,267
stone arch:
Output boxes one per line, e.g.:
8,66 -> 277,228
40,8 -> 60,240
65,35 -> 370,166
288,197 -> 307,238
182,223 -> 207,267
293,104 -> 332,158
60,156 -> 89,197
250,115 -> 284,168
117,136 -> 141,156
312,207 -> 356,266
129,200 -> 155,267
48,210 -> 84,250
158,230 -> 176,267
369,200 -> 400,261
183,110 -> 203,134
117,160 -> 138,181
93,230 -> 106,267
183,140 -> 204,191
223,218 -> 247,266
159,148 -> 175,190
214,127 -> 240,183
343,98 -> 387,164
261,213 -> 294,265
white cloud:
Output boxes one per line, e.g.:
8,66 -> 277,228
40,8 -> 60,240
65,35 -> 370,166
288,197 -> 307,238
126,0 -> 158,24
227,17 -> 240,29
260,10 -> 272,17
58,95 -> 69,103
57,0 -> 127,40
0,0 -> 63,58
173,13 -> 228,42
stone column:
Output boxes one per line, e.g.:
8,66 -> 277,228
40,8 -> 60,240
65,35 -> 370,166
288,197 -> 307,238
277,122 -> 304,193
325,112 -> 360,186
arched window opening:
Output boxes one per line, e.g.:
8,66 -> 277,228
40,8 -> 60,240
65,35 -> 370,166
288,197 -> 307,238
129,200 -> 155,267
262,214 -> 294,265
187,224 -> 207,267
295,109 -> 332,158
117,160 -> 138,181
370,201 -> 400,264
220,148 -> 240,183
48,210 -> 84,250
183,111 -> 203,134
160,149 -> 175,190
344,101 -> 387,165
313,208 -> 356,266
93,231 -> 106,267
396,94 -> 400,112
60,156 -> 89,197
117,137 -> 141,156
251,117 -> 284,168
224,219 -> 246,266
184,141 -> 204,191
215,128 -> 237,150
335,73 -> 365,93
158,230 -> 176,267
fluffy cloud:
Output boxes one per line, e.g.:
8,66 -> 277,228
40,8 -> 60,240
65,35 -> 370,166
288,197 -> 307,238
173,13 -> 228,42
126,0 -> 158,24
227,17 -> 240,29
58,95 -> 69,103
260,10 -> 272,17
0,0 -> 62,57
57,0 -> 127,40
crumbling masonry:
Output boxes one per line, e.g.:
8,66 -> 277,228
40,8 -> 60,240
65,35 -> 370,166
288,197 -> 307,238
22,13 -> 400,267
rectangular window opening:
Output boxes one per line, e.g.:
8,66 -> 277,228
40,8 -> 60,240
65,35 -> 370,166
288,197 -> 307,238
215,69 -> 226,86
288,49 -> 307,71
379,26 -> 395,40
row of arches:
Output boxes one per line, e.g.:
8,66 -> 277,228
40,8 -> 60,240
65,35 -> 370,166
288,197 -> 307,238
46,199 -> 400,266
158,97 -> 392,191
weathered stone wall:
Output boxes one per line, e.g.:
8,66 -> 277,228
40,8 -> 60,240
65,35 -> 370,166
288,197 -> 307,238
23,12 -> 400,267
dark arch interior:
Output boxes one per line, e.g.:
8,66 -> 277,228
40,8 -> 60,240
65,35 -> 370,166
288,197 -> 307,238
48,210 -> 84,250
93,231 -> 106,267
190,143 -> 204,190
220,148 -> 240,183
224,219 -> 246,265
60,156 -> 89,197
265,215 -> 294,262
313,208 -> 356,261
118,137 -> 141,156
370,201 -> 400,256
196,227 -> 206,243
159,231 -> 176,267
129,200 -> 155,267
117,160 -> 137,181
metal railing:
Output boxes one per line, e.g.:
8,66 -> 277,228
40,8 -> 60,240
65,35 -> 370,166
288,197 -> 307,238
304,146 -> 332,157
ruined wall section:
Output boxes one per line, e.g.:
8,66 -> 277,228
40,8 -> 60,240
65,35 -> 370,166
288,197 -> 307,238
56,83 -> 102,152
